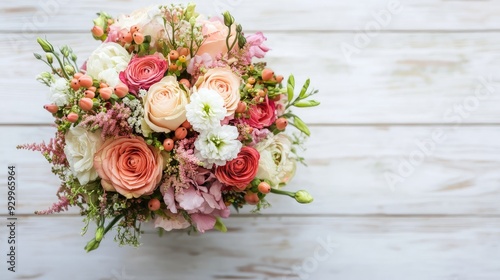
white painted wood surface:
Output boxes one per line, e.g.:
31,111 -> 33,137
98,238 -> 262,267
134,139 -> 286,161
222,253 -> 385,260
1,1 -> 500,279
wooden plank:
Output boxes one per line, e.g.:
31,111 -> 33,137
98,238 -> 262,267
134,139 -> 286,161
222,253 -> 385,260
2,0 -> 500,33
0,216 -> 499,279
3,32 -> 500,125
2,125 -> 500,215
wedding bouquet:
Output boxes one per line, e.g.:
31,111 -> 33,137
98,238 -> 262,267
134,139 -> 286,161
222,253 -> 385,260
20,3 -> 319,252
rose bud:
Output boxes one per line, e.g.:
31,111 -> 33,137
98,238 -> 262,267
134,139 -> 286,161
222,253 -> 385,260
79,98 -> 94,111
44,104 -> 58,113
294,190 -> 314,204
67,112 -> 79,123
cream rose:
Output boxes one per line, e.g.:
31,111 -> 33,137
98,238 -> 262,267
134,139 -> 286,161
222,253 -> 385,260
86,42 -> 131,88
143,76 -> 189,134
64,126 -> 104,185
198,68 -> 241,116
196,17 -> 237,59
111,6 -> 164,46
255,133 -> 297,187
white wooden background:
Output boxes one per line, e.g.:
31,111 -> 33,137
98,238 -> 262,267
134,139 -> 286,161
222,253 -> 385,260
1,0 -> 500,279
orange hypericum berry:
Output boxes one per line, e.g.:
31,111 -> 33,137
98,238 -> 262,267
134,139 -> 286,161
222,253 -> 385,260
78,75 -> 93,88
236,101 -> 247,113
67,112 -> 79,123
78,98 -> 93,111
84,90 -> 95,99
258,182 -> 271,194
70,79 -> 80,91
44,104 -> 58,114
181,120 -> 192,129
99,82 -> 108,88
73,72 -> 83,79
163,138 -> 175,151
275,75 -> 284,83
88,86 -> 97,92
178,55 -> 186,63
130,25 -> 139,33
169,64 -> 178,71
179,78 -> 191,89
247,77 -> 256,84
133,32 -> 144,44
261,68 -> 274,81
122,31 -> 133,44
99,87 -> 113,100
148,198 -> 161,211
91,26 -> 104,37
169,50 -> 179,61
244,192 -> 259,205
179,47 -> 189,56
175,127 -> 188,140
275,117 -> 288,130
114,83 -> 129,98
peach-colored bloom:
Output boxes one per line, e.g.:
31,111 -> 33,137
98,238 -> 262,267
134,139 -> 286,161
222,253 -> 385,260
196,17 -> 237,59
93,136 -> 164,199
198,67 -> 241,116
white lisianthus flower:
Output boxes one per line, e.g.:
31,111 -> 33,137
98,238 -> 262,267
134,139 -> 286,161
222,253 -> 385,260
64,126 -> 104,185
185,88 -> 227,132
48,76 -> 69,106
194,125 -> 242,166
85,42 -> 131,87
254,133 -> 297,187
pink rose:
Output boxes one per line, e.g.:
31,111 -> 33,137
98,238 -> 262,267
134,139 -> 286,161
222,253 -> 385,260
119,54 -> 168,94
93,136 -> 164,199
198,67 -> 241,116
196,17 -> 237,59
215,147 -> 260,190
245,32 -> 270,59
244,96 -> 277,129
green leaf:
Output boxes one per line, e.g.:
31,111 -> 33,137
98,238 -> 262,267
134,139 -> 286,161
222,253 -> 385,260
287,75 -> 295,103
214,217 -> 227,232
293,116 -> 311,136
294,100 -> 321,108
299,78 -> 310,98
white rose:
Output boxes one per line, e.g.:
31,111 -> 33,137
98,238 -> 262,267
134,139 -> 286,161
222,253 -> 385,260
86,42 -> 131,87
48,77 -> 69,106
64,126 -> 104,185
255,133 -> 297,187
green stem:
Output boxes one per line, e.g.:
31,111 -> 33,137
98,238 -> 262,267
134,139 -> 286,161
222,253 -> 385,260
53,53 -> 70,80
103,214 -> 124,234
270,188 -> 295,198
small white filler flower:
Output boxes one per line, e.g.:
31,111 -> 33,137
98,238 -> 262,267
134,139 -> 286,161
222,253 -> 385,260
194,125 -> 242,166
185,88 -> 227,132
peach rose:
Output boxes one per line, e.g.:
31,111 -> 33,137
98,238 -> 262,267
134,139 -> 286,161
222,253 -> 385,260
143,76 -> 189,134
93,136 -> 164,199
196,17 -> 237,59
198,67 -> 241,116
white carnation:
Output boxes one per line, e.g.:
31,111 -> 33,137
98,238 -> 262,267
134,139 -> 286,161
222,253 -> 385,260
64,126 -> 104,185
194,125 -> 242,166
48,77 -> 69,106
85,42 -> 131,88
186,88 -> 227,132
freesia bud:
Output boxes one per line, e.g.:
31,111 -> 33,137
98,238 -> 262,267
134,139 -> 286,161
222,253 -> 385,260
60,45 -> 70,57
84,238 -> 100,252
37,37 -> 54,53
294,190 -> 314,204
95,226 -> 104,242
236,24 -> 243,33
45,53 -> 53,64
71,53 -> 78,62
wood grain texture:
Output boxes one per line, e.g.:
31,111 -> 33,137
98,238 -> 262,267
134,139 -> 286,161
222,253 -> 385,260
4,33 -> 500,125
1,0 -> 500,32
3,125 -> 500,216
1,216 -> 499,280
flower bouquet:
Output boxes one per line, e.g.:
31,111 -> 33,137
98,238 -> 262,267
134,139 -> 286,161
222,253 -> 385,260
20,3 -> 320,252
